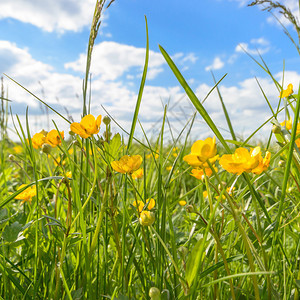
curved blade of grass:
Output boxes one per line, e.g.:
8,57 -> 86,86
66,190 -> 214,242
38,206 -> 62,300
4,74 -> 70,124
201,271 -> 273,288
0,96 -> 12,102
159,45 -> 231,153
127,16 -> 149,152
199,254 -> 243,279
276,84 -> 300,230
211,71 -> 237,141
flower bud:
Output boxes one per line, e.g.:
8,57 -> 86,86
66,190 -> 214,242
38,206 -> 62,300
218,181 -> 226,191
103,115 -> 111,125
41,143 -> 52,154
186,205 -> 195,213
72,140 -> 80,147
149,287 -> 160,300
272,124 -> 281,134
278,160 -> 286,168
139,211 -> 155,226
8,154 -> 15,161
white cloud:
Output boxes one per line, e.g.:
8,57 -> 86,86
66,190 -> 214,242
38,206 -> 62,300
0,0 -> 97,33
181,53 -> 198,64
205,57 -> 225,71
65,41 -> 166,81
194,71 -> 300,139
235,37 -> 270,55
2,39 -> 300,143
0,41 -> 83,111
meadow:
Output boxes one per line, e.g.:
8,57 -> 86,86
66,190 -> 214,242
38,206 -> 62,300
1,0 -> 300,299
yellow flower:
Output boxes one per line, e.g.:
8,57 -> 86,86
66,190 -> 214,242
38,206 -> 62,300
13,145 -> 23,154
203,191 -> 208,198
66,171 -> 72,178
280,118 -> 292,130
190,166 -> 217,180
14,184 -> 36,205
131,168 -> 144,179
111,155 -> 143,174
145,198 -> 155,210
146,152 -> 159,159
70,114 -> 102,138
132,200 -> 145,213
172,147 -> 179,157
279,83 -> 293,98
139,211 -> 155,226
132,198 -> 155,212
252,151 -> 271,175
46,130 -> 64,147
178,200 -> 187,206
31,132 -> 47,149
219,147 -> 261,175
183,137 -> 218,168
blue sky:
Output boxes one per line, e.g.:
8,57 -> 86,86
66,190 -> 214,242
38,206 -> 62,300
0,0 -> 299,142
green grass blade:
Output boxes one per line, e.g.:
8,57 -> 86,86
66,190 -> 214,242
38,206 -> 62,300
276,85 -> 300,230
4,74 -> 70,124
211,71 -> 237,141
127,16 -> 149,151
159,45 -> 231,153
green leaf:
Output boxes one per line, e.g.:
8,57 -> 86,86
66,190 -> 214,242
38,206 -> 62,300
185,238 -> 205,287
103,133 -> 123,163
159,45 -> 231,153
0,208 -> 8,222
2,221 -> 22,243
127,16 -> 149,152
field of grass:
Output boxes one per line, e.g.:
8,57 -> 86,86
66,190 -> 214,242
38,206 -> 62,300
1,0 -> 300,299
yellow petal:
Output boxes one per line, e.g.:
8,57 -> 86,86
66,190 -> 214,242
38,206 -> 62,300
80,114 -> 98,135
70,122 -> 90,138
96,115 -> 102,127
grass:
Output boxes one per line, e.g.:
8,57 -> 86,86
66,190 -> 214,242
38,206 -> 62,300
1,0 -> 300,299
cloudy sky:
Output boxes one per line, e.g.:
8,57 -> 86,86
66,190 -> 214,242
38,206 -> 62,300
1,0 -> 300,143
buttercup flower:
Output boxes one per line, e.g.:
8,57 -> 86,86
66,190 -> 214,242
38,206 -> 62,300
111,155 -> 143,174
132,198 -> 155,212
132,200 -> 145,213
178,200 -> 187,206
31,132 -> 47,149
46,130 -> 64,147
190,166 -> 217,180
139,211 -> 155,226
66,171 -> 72,178
219,147 -> 261,175
70,114 -> 102,138
131,168 -> 144,179
252,151 -> 271,175
279,83 -> 293,98
146,152 -> 159,160
280,118 -> 293,130
183,137 -> 218,168
145,198 -> 155,210
14,184 -> 37,205
13,145 -> 23,154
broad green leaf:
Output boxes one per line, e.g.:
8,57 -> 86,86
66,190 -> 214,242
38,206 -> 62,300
185,238 -> 205,287
2,221 -> 22,243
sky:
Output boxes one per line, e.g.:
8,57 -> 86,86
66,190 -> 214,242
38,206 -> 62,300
0,0 -> 300,143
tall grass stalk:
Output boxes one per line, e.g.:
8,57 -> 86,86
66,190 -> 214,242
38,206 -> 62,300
1,0 -> 300,299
